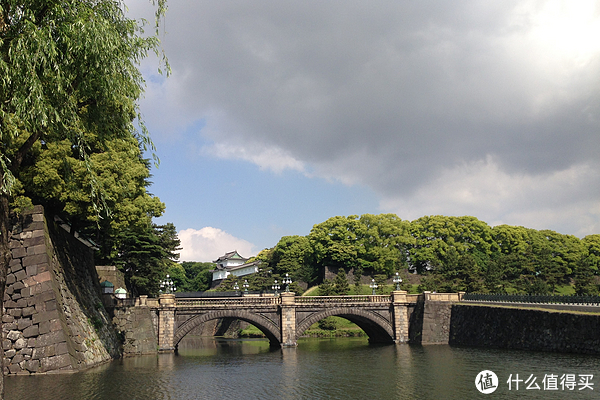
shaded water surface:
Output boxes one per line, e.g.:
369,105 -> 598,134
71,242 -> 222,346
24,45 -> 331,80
6,337 -> 600,399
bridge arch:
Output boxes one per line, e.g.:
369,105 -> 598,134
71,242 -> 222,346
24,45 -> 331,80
173,310 -> 281,347
296,307 -> 395,343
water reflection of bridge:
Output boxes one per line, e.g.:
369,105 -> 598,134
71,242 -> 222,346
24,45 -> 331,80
139,292 -> 463,351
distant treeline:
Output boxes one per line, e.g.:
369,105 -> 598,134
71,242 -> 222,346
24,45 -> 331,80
250,214 -> 600,295
170,214 -> 600,295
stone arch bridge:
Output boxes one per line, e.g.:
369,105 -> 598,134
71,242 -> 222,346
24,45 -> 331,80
140,291 -> 463,351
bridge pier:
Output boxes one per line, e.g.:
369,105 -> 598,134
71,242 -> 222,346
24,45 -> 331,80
280,292 -> 297,347
158,294 -> 176,352
391,290 -> 409,343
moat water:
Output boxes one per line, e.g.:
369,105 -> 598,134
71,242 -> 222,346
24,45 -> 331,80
6,337 -> 600,399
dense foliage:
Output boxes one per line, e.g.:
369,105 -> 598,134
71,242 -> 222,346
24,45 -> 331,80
168,261 -> 215,292
259,214 -> 600,295
0,0 -> 171,313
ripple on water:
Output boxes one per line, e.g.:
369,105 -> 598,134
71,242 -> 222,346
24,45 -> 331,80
6,338 -> 600,400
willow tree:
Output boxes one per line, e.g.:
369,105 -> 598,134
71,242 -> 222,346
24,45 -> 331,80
0,1 -> 166,395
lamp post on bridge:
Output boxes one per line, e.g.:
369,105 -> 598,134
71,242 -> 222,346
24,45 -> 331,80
393,272 -> 403,291
370,278 -> 378,296
283,273 -> 292,292
243,279 -> 249,295
159,274 -> 176,294
234,281 -> 239,296
272,280 -> 280,296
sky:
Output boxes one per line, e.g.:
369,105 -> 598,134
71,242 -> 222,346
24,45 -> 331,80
125,0 -> 600,262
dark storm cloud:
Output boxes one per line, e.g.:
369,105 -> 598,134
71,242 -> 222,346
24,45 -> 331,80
130,0 -> 600,235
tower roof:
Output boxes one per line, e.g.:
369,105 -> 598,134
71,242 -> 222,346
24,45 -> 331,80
213,250 -> 247,263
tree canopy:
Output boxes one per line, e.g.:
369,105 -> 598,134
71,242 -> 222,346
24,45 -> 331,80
258,213 -> 599,296
0,2 -> 168,394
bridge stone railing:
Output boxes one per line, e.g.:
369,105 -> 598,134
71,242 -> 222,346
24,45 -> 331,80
462,293 -> 600,306
295,295 -> 391,304
176,297 -> 280,307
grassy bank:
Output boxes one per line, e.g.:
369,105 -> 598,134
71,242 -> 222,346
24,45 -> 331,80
303,283 -> 420,296
239,316 -> 366,338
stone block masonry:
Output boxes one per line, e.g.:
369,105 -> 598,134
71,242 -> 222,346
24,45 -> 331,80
449,304 -> 600,354
112,306 -> 157,355
3,205 -> 121,375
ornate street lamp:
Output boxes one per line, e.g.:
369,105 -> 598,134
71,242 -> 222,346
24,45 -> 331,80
243,279 -> 249,295
272,280 -> 280,296
370,278 -> 378,295
393,272 -> 403,291
160,274 -> 176,294
283,273 -> 292,292
234,281 -> 239,296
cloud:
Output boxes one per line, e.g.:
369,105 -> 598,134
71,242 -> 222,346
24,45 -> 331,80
178,227 -> 256,262
128,0 -> 600,236
380,157 -> 600,237
202,141 -> 305,174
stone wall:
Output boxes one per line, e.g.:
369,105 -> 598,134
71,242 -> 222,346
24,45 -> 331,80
449,304 -> 600,354
95,265 -> 126,291
408,298 -> 424,343
420,301 -> 453,344
112,306 -> 157,355
3,205 -> 120,375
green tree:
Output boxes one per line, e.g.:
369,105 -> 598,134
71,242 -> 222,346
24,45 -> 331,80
246,266 -> 273,292
483,259 -> 505,293
166,263 -> 188,293
409,215 -> 497,274
310,215 -> 364,271
180,261 -> 215,292
217,275 -> 239,292
269,235 -> 317,285
453,254 -> 484,293
583,235 -> 600,274
115,223 -> 178,296
0,0 -> 168,244
318,317 -> 338,330
0,2 -> 167,395
318,279 -> 335,296
358,214 -> 413,274
18,136 -> 165,260
573,256 -> 598,295
374,274 -> 387,294
333,270 -> 350,295
309,214 -> 412,278
353,266 -> 363,294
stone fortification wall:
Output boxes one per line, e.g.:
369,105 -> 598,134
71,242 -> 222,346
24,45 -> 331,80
406,292 -> 461,344
95,265 -> 127,290
420,301 -> 453,344
3,205 -> 120,375
449,304 -> 600,354
113,306 -> 157,355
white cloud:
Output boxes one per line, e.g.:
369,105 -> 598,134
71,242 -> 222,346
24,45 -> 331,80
178,227 -> 256,262
203,141 -> 305,174
127,0 -> 600,236
381,156 -> 600,237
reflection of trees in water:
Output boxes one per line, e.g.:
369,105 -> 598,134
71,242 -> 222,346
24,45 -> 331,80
185,318 -> 253,337
176,336 -> 272,357
178,337 -> 219,350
